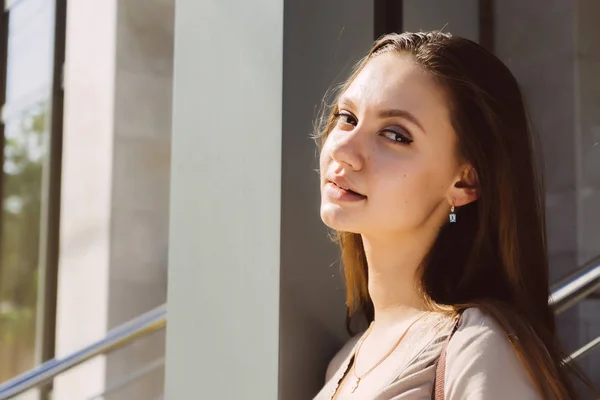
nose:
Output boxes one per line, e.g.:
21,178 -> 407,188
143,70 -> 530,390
327,130 -> 365,171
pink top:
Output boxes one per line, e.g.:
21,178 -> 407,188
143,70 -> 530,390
313,308 -> 542,400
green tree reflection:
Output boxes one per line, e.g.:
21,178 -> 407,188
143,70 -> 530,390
0,103 -> 46,381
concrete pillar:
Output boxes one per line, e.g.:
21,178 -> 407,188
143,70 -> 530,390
54,0 -> 116,397
55,0 -> 173,398
165,0 -> 372,399
165,0 -> 283,397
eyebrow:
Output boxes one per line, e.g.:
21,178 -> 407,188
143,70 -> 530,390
378,109 -> 425,133
338,97 -> 425,133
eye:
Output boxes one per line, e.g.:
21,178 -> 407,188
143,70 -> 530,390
333,110 -> 358,127
381,128 -> 414,145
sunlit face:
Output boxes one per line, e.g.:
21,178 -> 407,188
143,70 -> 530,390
320,51 -> 464,238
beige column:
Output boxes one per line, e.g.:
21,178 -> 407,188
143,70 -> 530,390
54,0 -> 116,397
165,0 -> 373,399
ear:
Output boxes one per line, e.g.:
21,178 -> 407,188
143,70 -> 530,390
447,165 -> 479,207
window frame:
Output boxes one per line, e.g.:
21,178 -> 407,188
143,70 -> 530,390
0,0 -> 66,397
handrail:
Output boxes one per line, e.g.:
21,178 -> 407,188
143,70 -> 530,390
569,336 -> 600,363
0,304 -> 166,400
1,256 -> 600,399
550,255 -> 600,363
549,255 -> 600,314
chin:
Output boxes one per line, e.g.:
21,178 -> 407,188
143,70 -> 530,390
320,203 -> 361,233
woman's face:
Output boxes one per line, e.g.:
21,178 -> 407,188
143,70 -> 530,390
320,51 -> 465,238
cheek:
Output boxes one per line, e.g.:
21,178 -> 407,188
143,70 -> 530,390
372,157 -> 444,214
374,155 -> 427,194
380,172 -> 427,212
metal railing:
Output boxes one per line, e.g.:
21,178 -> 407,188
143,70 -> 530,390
549,255 -> 600,314
549,255 -> 600,363
1,256 -> 600,399
0,305 -> 166,400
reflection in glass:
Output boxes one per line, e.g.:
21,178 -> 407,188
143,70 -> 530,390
0,103 -> 47,381
0,0 -> 54,382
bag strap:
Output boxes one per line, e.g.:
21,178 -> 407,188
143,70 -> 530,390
433,314 -> 462,400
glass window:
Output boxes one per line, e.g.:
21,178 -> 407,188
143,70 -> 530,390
0,0 -> 55,382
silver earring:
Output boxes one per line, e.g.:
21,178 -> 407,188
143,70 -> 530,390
449,199 -> 457,223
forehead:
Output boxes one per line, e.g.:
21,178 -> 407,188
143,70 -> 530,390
342,52 -> 449,119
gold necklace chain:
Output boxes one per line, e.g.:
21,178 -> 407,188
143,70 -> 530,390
349,312 -> 429,393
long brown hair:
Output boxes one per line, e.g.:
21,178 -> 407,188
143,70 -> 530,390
316,31 -> 595,400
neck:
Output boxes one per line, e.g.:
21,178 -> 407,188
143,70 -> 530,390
362,227 -> 439,328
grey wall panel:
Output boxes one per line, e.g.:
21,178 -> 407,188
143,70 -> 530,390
403,0 -> 479,42
494,0 -> 581,359
280,1 -> 373,399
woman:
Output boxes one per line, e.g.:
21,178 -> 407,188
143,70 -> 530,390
313,31 -> 594,400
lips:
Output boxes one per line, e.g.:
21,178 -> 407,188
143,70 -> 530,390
331,182 -> 364,197
323,182 -> 366,202
327,175 -> 366,198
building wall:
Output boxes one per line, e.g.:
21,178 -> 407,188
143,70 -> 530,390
494,0 -> 583,354
51,1 -> 600,399
575,0 -> 600,385
495,0 -> 600,387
